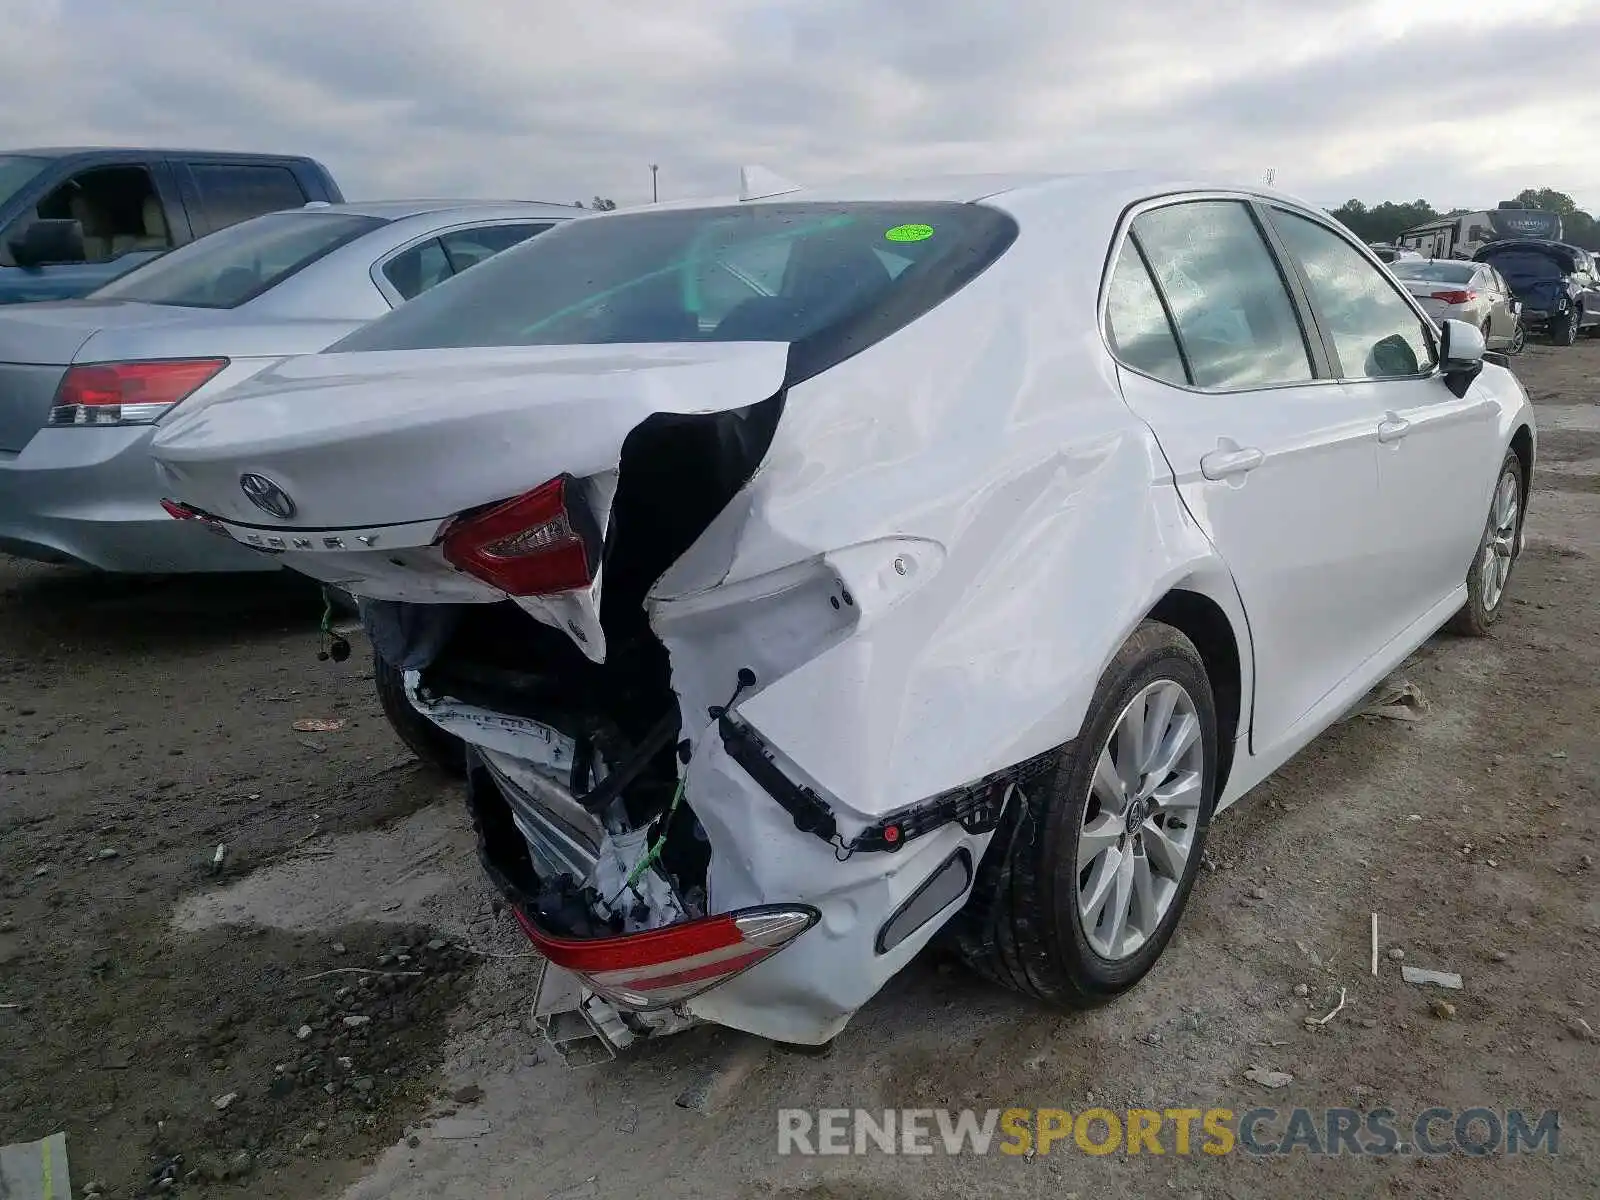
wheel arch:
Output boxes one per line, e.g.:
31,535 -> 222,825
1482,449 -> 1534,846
1146,585 -> 1245,801
1510,422 -> 1534,503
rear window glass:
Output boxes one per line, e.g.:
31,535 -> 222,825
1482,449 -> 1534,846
1480,249 -> 1566,282
1391,261 -> 1475,284
334,202 -> 1017,378
92,211 -> 384,309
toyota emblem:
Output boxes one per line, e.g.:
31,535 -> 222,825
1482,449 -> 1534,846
239,473 -> 296,520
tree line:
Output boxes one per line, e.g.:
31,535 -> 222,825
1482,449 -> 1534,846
1330,188 -> 1600,250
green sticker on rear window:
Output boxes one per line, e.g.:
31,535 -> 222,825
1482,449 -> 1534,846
885,223 -> 934,243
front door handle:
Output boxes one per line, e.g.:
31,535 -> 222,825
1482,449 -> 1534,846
1200,440 -> 1265,480
1377,412 -> 1411,444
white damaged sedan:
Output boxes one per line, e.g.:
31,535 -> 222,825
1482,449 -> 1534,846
150,173 -> 1535,1050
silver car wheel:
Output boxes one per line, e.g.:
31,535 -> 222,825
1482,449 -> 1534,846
1076,679 -> 1205,962
1479,466 -> 1520,612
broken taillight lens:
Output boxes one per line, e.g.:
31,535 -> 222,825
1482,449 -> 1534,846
441,474 -> 602,596
50,359 -> 229,426
159,497 -> 231,536
513,906 -> 818,1009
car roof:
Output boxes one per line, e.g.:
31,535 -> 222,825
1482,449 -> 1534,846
6,147 -> 319,162
300,199 -> 583,221
639,170 -> 1320,215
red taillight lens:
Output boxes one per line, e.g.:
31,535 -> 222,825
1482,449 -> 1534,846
50,359 -> 229,427
441,474 -> 602,596
513,906 -> 817,1009
160,497 -> 231,536
1430,290 -> 1476,306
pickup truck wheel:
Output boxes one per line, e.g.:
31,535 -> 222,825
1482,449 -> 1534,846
950,620 -> 1218,1006
374,652 -> 466,777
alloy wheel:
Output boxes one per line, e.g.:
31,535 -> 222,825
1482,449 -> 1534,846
1479,467 -> 1520,612
1076,679 -> 1205,961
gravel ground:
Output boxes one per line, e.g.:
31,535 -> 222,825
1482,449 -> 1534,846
1,343 -> 1596,1199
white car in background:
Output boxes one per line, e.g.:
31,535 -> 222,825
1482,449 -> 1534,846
1368,242 -> 1425,265
149,174 -> 1535,1051
1390,257 -> 1525,353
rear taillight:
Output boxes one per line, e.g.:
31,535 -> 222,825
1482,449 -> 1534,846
49,359 -> 229,427
441,473 -> 602,596
1430,290 -> 1476,306
159,497 -> 231,537
514,906 -> 817,1009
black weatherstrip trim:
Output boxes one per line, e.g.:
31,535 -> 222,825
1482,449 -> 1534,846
1129,231 -> 1195,386
1248,201 -> 1336,380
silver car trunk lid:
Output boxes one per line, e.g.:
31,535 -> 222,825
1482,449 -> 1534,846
0,300 -> 227,452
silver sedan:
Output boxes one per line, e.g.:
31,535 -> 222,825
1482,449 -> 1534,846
1390,258 -> 1524,352
0,199 -> 578,572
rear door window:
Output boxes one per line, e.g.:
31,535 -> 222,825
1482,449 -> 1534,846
187,163 -> 308,235
437,222 -> 552,273
1129,200 -> 1313,390
383,238 -> 454,301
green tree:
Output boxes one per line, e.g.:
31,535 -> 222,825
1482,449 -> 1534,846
1329,198 -> 1440,244
591,196 -> 618,212
1503,187 -> 1578,216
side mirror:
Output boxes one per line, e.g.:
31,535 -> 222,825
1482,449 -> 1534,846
1438,318 -> 1486,398
8,219 -> 87,268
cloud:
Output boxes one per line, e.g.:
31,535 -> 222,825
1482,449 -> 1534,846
5,0 -> 1600,212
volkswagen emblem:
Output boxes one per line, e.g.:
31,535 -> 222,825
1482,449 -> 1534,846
239,473 -> 296,520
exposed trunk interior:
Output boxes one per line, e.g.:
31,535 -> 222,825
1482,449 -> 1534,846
374,394 -> 784,938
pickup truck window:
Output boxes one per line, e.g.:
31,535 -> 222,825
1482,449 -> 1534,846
29,165 -> 171,262
0,155 -> 47,211
93,211 -> 382,309
189,164 -> 308,233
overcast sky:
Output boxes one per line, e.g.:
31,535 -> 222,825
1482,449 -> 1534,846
6,0 -> 1600,213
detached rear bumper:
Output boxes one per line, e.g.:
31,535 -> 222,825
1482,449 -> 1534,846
462,723 -> 993,1046
0,427 -> 275,573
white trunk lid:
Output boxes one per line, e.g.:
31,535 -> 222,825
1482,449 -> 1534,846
150,341 -> 789,658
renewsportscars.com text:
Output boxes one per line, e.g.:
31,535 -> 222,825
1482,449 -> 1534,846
777,1106 -> 1560,1157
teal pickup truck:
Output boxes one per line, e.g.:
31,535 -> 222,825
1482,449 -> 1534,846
0,147 -> 342,304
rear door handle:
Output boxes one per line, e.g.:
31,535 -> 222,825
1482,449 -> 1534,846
1377,412 -> 1411,444
1200,441 -> 1265,480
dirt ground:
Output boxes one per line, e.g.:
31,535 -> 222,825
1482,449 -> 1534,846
2,343 -> 1597,1199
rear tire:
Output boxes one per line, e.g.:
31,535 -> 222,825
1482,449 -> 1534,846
1447,449 -> 1525,637
1551,307 -> 1579,346
374,652 -> 466,777
951,620 -> 1218,1006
